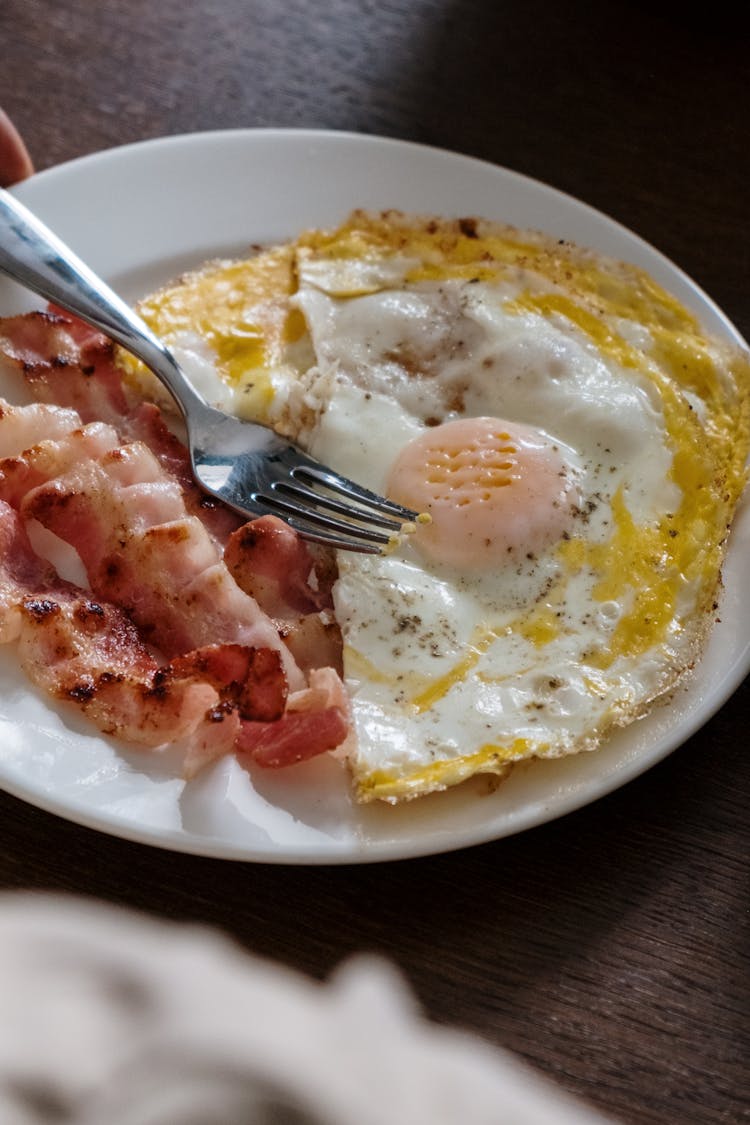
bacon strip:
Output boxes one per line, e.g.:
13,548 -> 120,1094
8,431 -> 304,681
239,666 -> 351,768
224,514 -> 343,676
237,707 -> 349,768
0,310 -> 131,424
1,497 -> 347,770
0,499 -> 224,752
168,645 -> 287,723
0,328 -> 351,772
0,309 -> 241,544
0,415 -> 120,510
0,399 -> 82,459
224,515 -> 334,616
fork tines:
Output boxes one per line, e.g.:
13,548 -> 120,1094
264,466 -> 418,553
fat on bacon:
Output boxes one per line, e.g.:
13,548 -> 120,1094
0,308 -> 240,544
0,311 -> 350,774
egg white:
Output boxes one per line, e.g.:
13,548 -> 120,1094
128,212 -> 750,802
293,264 -> 685,797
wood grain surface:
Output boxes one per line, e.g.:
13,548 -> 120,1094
1,2 -> 748,1122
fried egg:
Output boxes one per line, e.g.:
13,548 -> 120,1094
124,211 -> 750,802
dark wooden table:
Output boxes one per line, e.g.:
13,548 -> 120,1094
1,2 -> 748,1122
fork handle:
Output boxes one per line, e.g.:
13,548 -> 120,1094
0,186 -> 208,420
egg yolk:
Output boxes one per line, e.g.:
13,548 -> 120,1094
387,416 -> 580,570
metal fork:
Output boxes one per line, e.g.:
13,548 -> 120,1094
0,188 -> 417,552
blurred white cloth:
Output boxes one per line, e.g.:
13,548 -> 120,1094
0,892 -> 615,1124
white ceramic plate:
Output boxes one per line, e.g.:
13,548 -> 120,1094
1,129 -> 748,863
